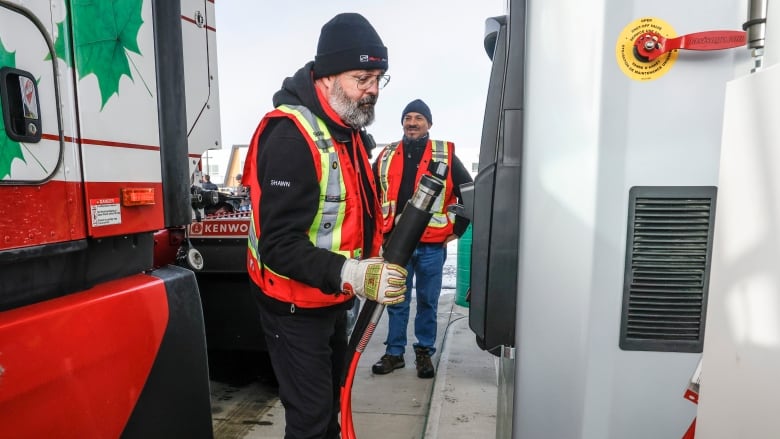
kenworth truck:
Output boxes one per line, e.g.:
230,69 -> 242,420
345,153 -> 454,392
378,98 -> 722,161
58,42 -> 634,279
468,0 -> 778,437
0,0 -> 221,437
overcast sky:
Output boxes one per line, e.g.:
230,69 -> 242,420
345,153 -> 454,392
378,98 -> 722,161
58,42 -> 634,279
212,1 -> 506,171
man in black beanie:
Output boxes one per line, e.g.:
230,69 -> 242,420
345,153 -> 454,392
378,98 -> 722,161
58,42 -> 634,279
372,99 -> 473,379
241,12 -> 406,439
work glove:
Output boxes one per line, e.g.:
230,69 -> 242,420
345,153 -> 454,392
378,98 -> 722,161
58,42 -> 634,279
340,257 -> 407,305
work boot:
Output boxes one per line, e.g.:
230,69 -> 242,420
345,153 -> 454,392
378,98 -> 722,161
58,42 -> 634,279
414,347 -> 435,379
372,354 -> 405,375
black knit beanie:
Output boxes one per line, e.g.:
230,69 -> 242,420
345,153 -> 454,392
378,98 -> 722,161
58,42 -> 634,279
313,13 -> 388,78
401,99 -> 432,124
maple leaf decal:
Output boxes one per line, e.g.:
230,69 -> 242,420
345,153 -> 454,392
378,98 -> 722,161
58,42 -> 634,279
49,17 -> 72,66
0,38 -> 26,179
54,0 -> 145,108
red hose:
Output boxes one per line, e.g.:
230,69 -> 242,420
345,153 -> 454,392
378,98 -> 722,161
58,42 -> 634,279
341,318 -> 381,438
340,353 -> 361,439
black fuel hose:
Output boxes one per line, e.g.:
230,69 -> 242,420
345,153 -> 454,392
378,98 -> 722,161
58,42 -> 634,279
340,174 -> 444,439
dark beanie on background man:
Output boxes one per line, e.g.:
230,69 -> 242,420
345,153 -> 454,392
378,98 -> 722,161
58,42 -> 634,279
401,99 -> 432,124
313,13 -> 388,78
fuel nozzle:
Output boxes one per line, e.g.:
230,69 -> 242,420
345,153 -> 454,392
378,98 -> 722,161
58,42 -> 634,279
382,174 -> 444,265
410,174 -> 444,212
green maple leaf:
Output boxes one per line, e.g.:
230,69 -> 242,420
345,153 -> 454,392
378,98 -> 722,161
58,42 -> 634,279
0,38 -> 26,179
49,17 -> 73,66
54,0 -> 145,108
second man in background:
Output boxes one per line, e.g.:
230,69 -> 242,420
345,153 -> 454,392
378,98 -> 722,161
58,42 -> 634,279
372,99 -> 473,379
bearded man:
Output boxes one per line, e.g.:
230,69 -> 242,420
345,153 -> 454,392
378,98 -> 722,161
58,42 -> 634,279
241,13 -> 407,439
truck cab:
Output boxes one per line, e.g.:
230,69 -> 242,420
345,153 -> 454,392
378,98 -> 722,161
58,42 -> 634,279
0,1 -> 219,436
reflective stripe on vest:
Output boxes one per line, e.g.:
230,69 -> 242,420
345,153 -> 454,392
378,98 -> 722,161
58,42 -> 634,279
378,142 -> 400,214
427,140 -> 450,228
245,104 -> 352,279
277,104 -> 349,256
248,210 -> 259,262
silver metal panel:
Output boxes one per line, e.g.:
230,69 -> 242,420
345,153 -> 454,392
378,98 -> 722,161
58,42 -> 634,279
497,346 -> 515,439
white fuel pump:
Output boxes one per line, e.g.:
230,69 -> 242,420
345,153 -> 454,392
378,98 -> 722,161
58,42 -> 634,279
472,0 -> 755,437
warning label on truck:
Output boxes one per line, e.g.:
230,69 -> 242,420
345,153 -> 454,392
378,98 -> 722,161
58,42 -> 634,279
615,17 -> 678,81
90,198 -> 122,227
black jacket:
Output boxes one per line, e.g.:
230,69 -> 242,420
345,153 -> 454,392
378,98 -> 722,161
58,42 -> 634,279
253,62 -> 378,308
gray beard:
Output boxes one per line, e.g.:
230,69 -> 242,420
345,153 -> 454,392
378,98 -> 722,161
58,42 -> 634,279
328,81 -> 376,129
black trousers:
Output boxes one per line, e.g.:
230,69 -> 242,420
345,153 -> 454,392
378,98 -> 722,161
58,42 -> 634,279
255,291 -> 348,439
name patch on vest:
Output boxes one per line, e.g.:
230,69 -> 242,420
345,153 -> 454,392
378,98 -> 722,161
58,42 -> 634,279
270,179 -> 291,187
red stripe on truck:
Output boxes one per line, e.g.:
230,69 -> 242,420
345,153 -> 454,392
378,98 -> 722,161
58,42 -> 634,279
41,133 -> 160,151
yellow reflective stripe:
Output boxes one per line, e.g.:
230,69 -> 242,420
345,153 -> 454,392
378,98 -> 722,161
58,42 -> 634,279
276,104 -> 346,253
430,139 -> 448,162
247,211 -> 295,278
264,264 -> 291,280
428,212 -> 449,227
310,148 -> 347,251
277,105 -> 334,146
316,116 -> 345,251
247,212 -> 287,277
428,140 -> 450,225
335,249 -> 352,258
378,143 -> 399,208
247,211 -> 259,260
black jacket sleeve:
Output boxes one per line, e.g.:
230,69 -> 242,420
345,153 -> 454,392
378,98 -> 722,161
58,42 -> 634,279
255,118 -> 346,293
450,154 -> 474,237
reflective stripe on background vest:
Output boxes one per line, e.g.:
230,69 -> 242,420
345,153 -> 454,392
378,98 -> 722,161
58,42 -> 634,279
428,140 -> 450,228
378,142 -> 400,216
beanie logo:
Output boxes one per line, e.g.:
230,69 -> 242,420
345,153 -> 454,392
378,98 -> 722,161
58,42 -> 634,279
360,55 -> 387,63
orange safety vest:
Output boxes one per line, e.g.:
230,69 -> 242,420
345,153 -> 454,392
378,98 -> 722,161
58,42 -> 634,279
243,104 -> 383,308
376,139 -> 456,243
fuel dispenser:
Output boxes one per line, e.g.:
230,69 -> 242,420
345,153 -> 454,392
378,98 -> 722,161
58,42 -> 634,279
467,0 -> 754,437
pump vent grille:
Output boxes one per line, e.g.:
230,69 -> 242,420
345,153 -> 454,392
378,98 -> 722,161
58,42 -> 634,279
619,186 -> 717,353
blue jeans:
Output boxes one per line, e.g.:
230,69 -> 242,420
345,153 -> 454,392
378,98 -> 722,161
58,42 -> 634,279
384,243 -> 447,356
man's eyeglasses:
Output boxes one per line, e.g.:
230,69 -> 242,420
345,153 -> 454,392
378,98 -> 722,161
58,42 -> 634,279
351,74 -> 391,90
